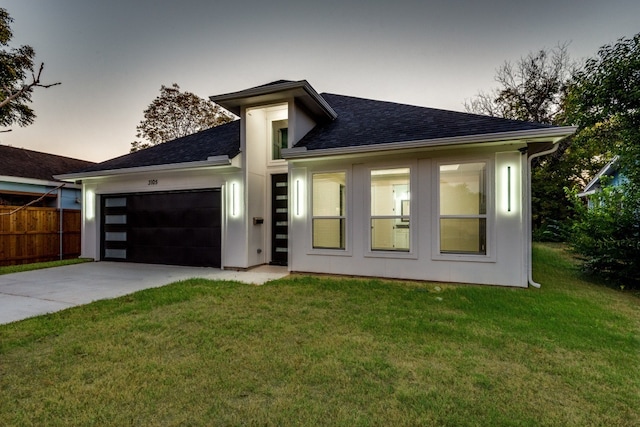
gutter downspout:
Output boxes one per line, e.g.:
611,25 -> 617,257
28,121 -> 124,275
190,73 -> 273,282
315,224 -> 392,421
526,143 -> 560,288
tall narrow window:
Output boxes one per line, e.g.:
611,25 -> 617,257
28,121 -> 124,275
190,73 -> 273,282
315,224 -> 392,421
370,168 -> 410,251
272,119 -> 288,160
439,162 -> 487,255
312,172 -> 346,249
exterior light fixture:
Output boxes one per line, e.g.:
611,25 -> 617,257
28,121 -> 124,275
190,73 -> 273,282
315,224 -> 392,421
85,190 -> 95,220
507,166 -> 512,212
296,179 -> 300,216
231,182 -> 238,217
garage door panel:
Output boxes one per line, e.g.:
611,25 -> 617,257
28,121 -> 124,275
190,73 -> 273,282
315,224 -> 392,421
102,189 -> 221,267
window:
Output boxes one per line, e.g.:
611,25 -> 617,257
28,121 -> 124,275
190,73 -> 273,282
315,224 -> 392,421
439,162 -> 487,255
272,119 -> 288,160
312,172 -> 346,249
370,168 -> 410,251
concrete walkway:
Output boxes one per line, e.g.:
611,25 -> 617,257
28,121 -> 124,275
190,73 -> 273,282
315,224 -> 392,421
0,262 -> 288,325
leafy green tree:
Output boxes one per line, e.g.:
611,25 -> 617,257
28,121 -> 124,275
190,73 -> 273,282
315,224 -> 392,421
0,8 -> 59,129
131,84 -> 235,152
566,33 -> 640,180
565,33 -> 640,286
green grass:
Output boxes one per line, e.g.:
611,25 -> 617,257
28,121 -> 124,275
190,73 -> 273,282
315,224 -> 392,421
1,243 -> 638,426
0,258 -> 91,275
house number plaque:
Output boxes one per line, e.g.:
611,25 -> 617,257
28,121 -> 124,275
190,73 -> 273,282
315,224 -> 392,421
148,179 -> 158,186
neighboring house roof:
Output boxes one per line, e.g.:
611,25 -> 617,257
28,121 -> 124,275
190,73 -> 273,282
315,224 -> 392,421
65,83 -> 575,176
0,145 -> 95,181
578,156 -> 620,198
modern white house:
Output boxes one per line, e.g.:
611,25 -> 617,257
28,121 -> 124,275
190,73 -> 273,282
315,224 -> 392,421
57,80 -> 576,287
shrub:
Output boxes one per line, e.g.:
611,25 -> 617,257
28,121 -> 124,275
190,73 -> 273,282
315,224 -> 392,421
533,219 -> 571,242
568,182 -> 640,288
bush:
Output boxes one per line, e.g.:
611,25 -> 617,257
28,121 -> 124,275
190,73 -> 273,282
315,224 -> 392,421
533,219 -> 571,242
568,182 -> 640,288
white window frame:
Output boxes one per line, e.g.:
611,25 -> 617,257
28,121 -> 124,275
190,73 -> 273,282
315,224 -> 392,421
264,103 -> 289,167
432,157 -> 496,262
307,168 -> 353,256
364,161 -> 418,260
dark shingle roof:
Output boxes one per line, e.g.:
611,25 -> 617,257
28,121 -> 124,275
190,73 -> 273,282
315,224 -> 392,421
78,120 -> 240,173
296,93 -> 555,150
250,80 -> 296,89
0,145 -> 95,181
73,91 -> 563,174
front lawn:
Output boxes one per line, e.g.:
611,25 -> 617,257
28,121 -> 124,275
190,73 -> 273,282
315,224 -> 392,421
1,244 -> 638,426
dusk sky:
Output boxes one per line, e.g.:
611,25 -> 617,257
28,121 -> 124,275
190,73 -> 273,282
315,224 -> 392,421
2,0 -> 639,162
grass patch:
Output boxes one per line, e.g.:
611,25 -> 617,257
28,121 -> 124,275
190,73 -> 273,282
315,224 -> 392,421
1,244 -> 638,426
0,258 -> 91,276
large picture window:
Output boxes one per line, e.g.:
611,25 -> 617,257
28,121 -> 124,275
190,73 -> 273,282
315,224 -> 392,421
370,168 -> 410,251
312,172 -> 346,249
439,162 -> 487,255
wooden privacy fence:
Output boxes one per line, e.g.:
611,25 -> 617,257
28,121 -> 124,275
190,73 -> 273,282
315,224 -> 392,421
0,206 -> 81,266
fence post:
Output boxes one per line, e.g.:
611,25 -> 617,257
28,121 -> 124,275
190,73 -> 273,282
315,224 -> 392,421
58,188 -> 63,260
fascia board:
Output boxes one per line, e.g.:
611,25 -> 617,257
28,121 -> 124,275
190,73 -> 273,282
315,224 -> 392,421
283,127 -> 578,160
0,175 -> 82,189
54,156 -> 235,182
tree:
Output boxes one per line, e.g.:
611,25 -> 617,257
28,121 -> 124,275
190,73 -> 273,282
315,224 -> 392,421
465,43 -> 575,125
130,84 -> 235,152
0,8 -> 59,129
465,44 -> 597,234
565,33 -> 640,286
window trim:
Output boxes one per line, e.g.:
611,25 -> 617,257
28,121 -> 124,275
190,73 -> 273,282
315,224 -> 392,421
262,102 -> 289,167
307,168 -> 353,256
432,157 -> 496,262
364,161 -> 418,260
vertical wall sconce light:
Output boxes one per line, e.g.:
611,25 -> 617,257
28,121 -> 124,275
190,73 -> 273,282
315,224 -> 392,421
85,190 -> 95,220
507,166 -> 511,212
231,182 -> 238,217
296,179 -> 300,216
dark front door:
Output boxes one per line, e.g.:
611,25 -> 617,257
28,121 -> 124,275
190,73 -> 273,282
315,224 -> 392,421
271,174 -> 288,265
101,189 -> 221,267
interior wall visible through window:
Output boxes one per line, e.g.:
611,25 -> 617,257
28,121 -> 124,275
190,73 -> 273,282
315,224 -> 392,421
439,162 -> 487,255
370,167 -> 410,251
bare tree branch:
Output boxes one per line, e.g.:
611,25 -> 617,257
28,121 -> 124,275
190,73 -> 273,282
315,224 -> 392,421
0,63 -> 60,109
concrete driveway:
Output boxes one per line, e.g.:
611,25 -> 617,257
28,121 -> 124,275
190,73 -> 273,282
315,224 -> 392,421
0,262 -> 288,325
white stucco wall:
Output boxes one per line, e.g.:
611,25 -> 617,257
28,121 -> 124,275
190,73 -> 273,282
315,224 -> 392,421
288,145 -> 528,287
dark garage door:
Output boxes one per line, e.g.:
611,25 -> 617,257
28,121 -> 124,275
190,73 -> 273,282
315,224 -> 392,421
101,190 -> 221,267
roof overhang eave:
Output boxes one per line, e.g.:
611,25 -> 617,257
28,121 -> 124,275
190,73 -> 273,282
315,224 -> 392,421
282,126 -> 578,160
577,189 -> 596,198
0,175 -> 82,189
210,80 -> 337,121
54,155 -> 236,182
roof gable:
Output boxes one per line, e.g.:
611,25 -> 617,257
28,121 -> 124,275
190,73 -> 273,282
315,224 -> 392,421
0,145 -> 95,181
579,156 -> 620,196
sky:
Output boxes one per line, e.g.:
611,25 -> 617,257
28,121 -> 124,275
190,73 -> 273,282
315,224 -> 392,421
1,0 -> 639,163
